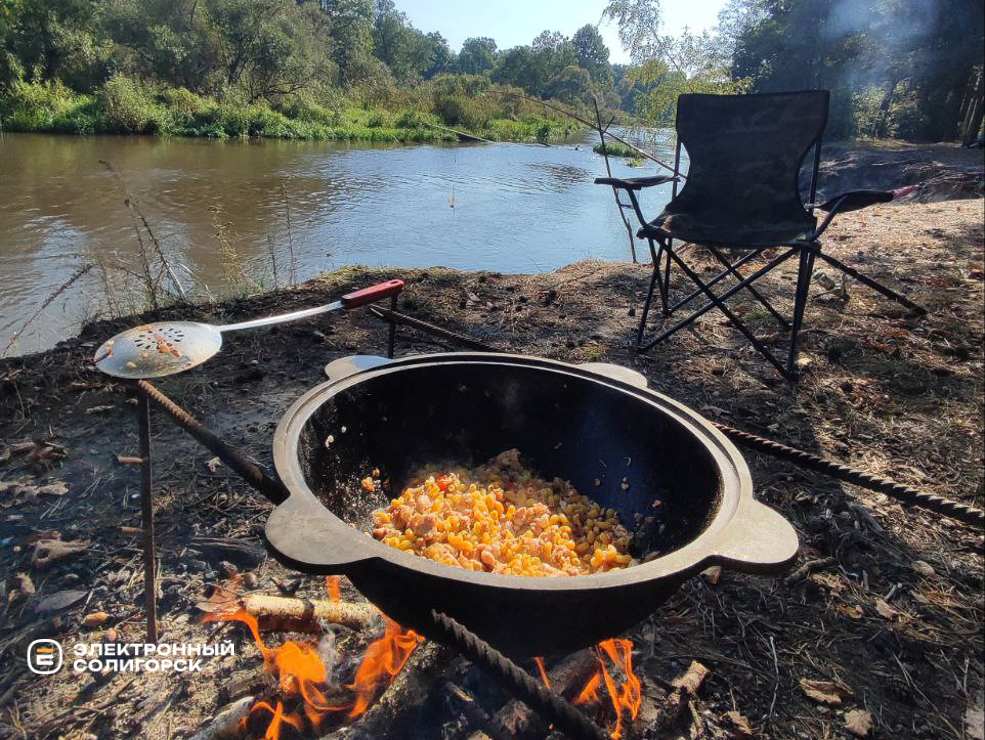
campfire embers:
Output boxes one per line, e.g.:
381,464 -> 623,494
574,639 -> 642,739
201,576 -> 645,740
203,576 -> 428,738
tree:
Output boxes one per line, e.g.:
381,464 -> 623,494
422,31 -> 450,78
730,0 -> 984,140
321,0 -> 374,84
572,24 -> 613,87
548,64 -> 593,105
457,36 -> 496,75
604,0 -> 747,123
1,0 -> 105,87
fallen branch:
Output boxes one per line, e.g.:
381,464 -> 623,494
652,661 -> 709,734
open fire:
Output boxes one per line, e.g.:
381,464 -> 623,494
204,576 -> 641,739
574,639 -> 643,739
203,576 -> 423,738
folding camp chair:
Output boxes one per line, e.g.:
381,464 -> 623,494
596,90 -> 925,380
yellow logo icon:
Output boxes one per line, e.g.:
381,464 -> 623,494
28,640 -> 63,674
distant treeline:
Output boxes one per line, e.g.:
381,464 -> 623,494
0,0 -> 981,143
0,0 -> 625,138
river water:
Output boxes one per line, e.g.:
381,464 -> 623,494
0,130 -> 679,355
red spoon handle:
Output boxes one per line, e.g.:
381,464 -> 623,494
340,279 -> 405,309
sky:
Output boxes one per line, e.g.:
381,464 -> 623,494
397,0 -> 729,65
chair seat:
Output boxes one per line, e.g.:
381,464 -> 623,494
638,209 -> 816,247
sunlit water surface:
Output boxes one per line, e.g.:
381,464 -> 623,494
0,130 -> 681,354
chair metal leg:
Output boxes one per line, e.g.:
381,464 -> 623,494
786,246 -> 817,377
666,249 -> 766,316
814,251 -> 926,315
660,250 -> 793,378
636,240 -> 662,348
706,246 -> 791,330
639,247 -> 799,351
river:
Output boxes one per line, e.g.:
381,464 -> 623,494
0,130 -> 680,355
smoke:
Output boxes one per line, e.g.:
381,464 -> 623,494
822,0 -> 940,87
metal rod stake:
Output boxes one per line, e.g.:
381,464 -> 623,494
136,390 -> 159,643
386,294 -> 398,358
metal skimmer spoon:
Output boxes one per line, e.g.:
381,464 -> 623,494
93,279 -> 404,379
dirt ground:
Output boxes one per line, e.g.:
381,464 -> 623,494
0,198 -> 982,740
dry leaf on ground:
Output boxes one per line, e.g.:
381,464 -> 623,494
724,710 -> 755,737
875,598 -> 898,620
799,678 -> 853,706
844,709 -> 873,737
911,560 -> 936,577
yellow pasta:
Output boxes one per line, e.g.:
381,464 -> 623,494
370,450 -> 633,576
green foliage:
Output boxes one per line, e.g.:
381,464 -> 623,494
98,72 -> 159,132
0,78 -> 79,130
592,141 -> 637,158
457,37 -> 497,75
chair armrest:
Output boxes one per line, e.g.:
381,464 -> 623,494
809,185 -> 918,239
814,185 -> 917,213
595,175 -> 678,190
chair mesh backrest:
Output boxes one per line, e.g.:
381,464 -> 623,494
669,90 -> 829,243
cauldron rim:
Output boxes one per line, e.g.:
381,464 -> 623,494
267,353 -> 797,590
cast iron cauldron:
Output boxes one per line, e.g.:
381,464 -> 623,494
266,353 -> 798,658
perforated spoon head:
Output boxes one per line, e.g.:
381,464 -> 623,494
93,321 -> 223,379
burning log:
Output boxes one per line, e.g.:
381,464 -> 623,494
241,594 -> 378,633
476,652 -> 602,740
188,696 -> 254,740
325,641 -> 459,739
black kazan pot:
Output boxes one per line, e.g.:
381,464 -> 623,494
266,353 -> 798,659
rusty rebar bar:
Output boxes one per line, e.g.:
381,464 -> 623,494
136,391 -> 158,643
430,610 -> 608,740
134,380 -> 287,504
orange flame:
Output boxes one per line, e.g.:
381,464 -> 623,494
205,602 -> 422,738
326,576 -> 341,603
252,701 -> 302,740
573,639 -> 642,739
348,618 -> 424,718
574,671 -> 602,705
534,657 -> 551,689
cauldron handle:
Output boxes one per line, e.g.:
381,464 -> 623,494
708,498 -> 800,575
264,494 -> 374,573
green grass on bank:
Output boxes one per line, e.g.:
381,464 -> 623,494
0,77 -> 581,143
592,141 -> 639,158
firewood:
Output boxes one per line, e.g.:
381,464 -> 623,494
199,593 -> 378,633
188,695 -> 255,740
483,652 -> 601,740
650,661 -> 710,735
241,594 -> 377,633
324,642 -> 459,739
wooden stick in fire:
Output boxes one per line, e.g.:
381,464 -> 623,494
241,594 -> 378,633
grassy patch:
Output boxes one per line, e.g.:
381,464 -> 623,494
592,141 -> 640,158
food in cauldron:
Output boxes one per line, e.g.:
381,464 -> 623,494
369,449 -> 634,576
